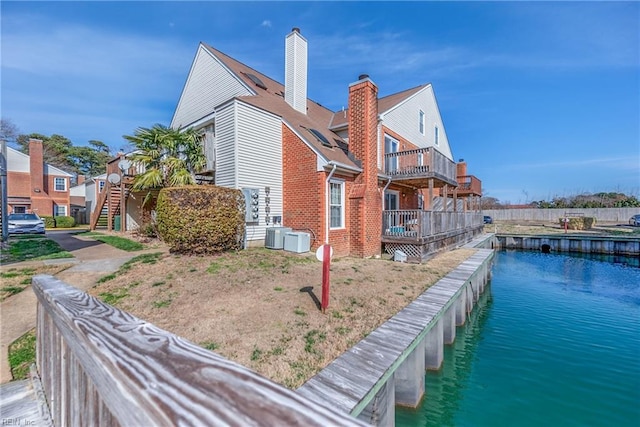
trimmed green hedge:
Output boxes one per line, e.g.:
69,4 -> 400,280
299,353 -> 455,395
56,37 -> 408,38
156,185 -> 245,254
40,216 -> 56,228
40,215 -> 76,228
54,216 -> 76,228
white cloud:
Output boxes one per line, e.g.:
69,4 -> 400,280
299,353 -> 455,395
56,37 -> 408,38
261,20 -> 272,28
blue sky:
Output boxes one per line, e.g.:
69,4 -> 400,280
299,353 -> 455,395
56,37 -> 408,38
2,1 -> 638,203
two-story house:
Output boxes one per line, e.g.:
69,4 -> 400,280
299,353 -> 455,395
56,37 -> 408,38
6,139 -> 73,217
99,28 -> 482,261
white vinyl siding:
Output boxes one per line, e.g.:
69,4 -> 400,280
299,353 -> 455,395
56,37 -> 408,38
236,102 -> 283,242
214,102 -> 237,188
171,45 -> 252,129
382,85 -> 454,160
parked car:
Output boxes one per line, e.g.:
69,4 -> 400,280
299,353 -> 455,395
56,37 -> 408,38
483,215 -> 493,224
629,214 -> 640,227
7,213 -> 46,234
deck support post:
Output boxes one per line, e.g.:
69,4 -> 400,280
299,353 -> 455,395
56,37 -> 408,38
394,339 -> 425,408
425,318 -> 443,370
357,375 -> 395,427
455,288 -> 467,326
443,303 -> 456,345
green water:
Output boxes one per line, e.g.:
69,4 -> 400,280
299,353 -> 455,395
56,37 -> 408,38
397,251 -> 640,427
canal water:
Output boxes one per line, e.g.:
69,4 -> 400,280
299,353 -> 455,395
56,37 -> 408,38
397,250 -> 640,427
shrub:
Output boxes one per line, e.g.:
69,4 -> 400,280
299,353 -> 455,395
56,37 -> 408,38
40,216 -> 55,228
156,185 -> 245,254
559,217 -> 596,230
54,216 -> 76,228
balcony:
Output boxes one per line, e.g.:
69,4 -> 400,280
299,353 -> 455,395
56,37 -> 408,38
455,175 -> 482,197
384,147 -> 457,188
381,209 -> 485,262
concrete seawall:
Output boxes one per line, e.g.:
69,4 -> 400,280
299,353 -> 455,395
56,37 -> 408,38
297,235 -> 496,426
496,234 -> 640,256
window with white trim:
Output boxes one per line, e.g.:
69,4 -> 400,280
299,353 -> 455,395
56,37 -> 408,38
54,205 -> 67,217
99,181 -> 105,193
54,177 -> 67,191
329,181 -> 344,229
434,126 -> 439,146
419,110 -> 425,135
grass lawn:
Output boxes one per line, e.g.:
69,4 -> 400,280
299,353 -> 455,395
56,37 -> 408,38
8,329 -> 36,380
80,232 -> 145,251
0,237 -> 73,264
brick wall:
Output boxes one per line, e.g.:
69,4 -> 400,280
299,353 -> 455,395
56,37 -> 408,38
348,76 -> 382,257
282,125 -> 323,248
6,139 -> 70,216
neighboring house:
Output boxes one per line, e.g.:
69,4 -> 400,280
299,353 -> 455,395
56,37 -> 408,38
119,28 -> 482,261
6,139 -> 73,217
69,174 -> 108,224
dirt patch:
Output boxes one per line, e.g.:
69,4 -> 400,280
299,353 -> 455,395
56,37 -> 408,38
89,247 -> 475,388
0,264 -> 75,302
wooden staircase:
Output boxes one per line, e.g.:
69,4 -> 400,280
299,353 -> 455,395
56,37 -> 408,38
90,155 -> 130,231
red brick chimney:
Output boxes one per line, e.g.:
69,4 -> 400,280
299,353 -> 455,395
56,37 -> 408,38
77,174 -> 86,185
29,139 -> 44,194
348,74 -> 382,257
456,159 -> 467,177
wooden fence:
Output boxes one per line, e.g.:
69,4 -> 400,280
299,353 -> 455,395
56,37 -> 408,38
482,208 -> 639,223
33,275 -> 368,426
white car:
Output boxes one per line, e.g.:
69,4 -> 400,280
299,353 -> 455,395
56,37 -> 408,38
7,213 -> 46,234
630,214 -> 640,227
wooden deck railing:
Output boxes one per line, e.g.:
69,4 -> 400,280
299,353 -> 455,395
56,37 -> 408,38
384,147 -> 457,186
32,275 -> 368,426
382,210 -> 484,240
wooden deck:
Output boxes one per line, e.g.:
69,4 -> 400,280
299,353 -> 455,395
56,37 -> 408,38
0,367 -> 53,426
297,248 -> 494,419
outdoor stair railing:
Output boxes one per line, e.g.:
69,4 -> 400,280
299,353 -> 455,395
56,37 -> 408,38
32,275 -> 367,426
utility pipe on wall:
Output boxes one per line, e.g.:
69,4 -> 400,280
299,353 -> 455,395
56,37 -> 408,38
325,163 -> 337,244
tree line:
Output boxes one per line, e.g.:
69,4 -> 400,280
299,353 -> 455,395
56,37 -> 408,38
1,118 -> 112,182
482,192 -> 640,209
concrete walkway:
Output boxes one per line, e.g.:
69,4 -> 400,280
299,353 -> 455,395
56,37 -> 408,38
0,233 -> 168,383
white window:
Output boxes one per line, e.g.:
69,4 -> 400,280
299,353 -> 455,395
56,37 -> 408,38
54,177 -> 67,191
434,126 -> 439,146
384,135 -> 399,173
54,205 -> 67,217
329,181 -> 344,229
419,110 -> 425,135
99,181 -> 105,193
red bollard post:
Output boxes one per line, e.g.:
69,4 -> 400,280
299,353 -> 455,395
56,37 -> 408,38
321,244 -> 331,313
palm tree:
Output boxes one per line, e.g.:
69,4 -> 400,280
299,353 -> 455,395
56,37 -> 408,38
124,124 -> 206,195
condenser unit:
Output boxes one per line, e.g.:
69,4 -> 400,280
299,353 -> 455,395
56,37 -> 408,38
283,232 -> 311,254
265,227 -> 292,249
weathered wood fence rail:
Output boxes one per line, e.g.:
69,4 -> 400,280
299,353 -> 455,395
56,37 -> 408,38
382,210 -> 484,240
32,275 -> 368,426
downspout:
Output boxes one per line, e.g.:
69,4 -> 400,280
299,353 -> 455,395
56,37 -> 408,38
325,163 -> 338,244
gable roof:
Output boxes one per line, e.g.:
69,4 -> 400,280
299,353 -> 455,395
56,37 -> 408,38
7,146 -> 73,177
328,84 -> 430,130
200,44 -> 360,170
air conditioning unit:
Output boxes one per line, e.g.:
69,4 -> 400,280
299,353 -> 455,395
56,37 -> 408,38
284,232 -> 311,254
265,227 -> 292,249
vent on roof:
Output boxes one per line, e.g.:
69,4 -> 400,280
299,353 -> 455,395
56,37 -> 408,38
243,72 -> 267,90
307,128 -> 332,148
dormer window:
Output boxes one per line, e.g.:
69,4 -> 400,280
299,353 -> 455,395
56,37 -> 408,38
419,110 -> 425,135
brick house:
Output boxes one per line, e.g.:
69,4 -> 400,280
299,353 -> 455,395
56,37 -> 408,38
167,28 -> 482,261
6,139 -> 72,217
